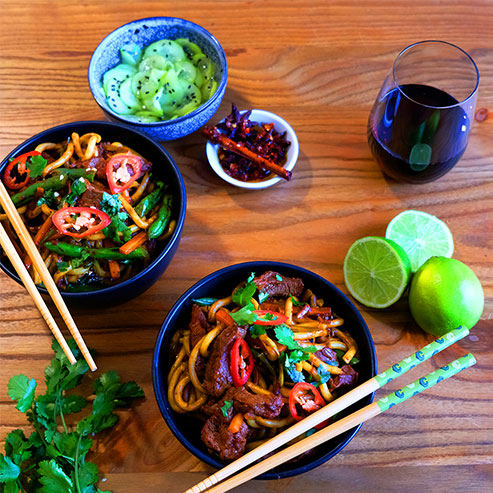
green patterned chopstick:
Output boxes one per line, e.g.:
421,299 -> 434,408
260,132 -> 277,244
204,353 -> 477,493
186,326 -> 470,493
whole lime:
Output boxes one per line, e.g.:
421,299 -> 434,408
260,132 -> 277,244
409,256 -> 484,336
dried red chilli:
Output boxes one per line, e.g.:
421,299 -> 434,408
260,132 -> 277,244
214,104 -> 291,182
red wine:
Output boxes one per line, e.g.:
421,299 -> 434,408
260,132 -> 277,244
368,84 -> 469,183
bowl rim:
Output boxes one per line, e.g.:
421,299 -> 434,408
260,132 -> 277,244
206,109 -> 299,189
0,120 -> 187,299
152,260 -> 377,479
88,16 -> 228,127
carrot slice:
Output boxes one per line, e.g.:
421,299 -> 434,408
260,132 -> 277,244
119,230 -> 147,255
108,259 -> 120,279
228,413 -> 244,434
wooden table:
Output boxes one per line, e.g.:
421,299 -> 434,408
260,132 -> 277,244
1,1 -> 492,491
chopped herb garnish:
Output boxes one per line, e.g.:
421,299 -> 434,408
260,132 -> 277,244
192,297 -> 218,307
249,325 -> 266,338
64,178 -> 87,206
220,400 -> 233,417
275,274 -> 283,282
37,189 -> 59,209
100,192 -> 131,244
232,272 -> 257,307
26,154 -> 47,179
334,349 -> 360,365
274,324 -> 316,353
258,292 -> 269,303
290,295 -> 304,307
229,302 -> 257,325
56,261 -> 70,273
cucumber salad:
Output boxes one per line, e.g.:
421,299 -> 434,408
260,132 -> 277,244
102,38 -> 218,122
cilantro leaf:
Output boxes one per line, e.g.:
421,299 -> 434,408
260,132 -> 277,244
230,302 -> 258,325
100,192 -> 131,244
288,349 -> 312,363
37,459 -> 74,492
232,273 -> 257,307
334,349 -> 359,365
0,455 -> 20,483
316,364 -> 332,384
220,400 -> 233,417
99,192 -> 121,215
284,354 -> 305,383
258,292 -> 269,303
275,274 -> 283,281
26,154 -> 47,179
64,178 -> 87,206
249,325 -> 266,338
4,430 -> 32,464
37,189 -> 59,209
290,295 -> 304,307
7,374 -> 36,413
78,461 -> 99,490
192,297 -> 218,306
57,261 -> 70,273
273,325 -> 304,351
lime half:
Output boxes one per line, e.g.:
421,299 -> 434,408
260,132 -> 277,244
386,210 -> 454,273
343,236 -> 412,309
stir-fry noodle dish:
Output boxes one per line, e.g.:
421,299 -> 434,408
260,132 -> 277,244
2,132 -> 176,291
167,271 -> 360,461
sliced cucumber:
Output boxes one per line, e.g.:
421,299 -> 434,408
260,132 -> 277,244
119,77 -> 141,111
159,69 -> 185,105
120,43 -> 142,66
192,54 -> 214,80
142,87 -> 164,117
131,69 -> 160,99
143,40 -> 185,63
138,54 -> 172,73
175,38 -> 202,59
132,111 -> 160,123
201,79 -> 218,101
176,60 -> 197,83
102,64 -> 136,96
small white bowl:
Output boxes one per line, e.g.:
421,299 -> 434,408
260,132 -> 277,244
206,109 -> 299,189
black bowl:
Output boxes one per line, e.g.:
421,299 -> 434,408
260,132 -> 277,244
0,120 -> 186,306
153,261 -> 377,479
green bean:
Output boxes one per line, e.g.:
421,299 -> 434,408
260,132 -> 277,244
11,175 -> 68,206
53,168 -> 96,181
10,169 -> 95,206
44,241 -> 147,260
134,180 -> 165,217
147,194 -> 172,239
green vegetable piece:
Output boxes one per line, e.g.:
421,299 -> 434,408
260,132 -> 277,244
126,111 -> 160,123
64,177 -> 87,206
175,38 -> 203,59
53,167 -> 96,181
102,63 -> 136,95
148,194 -> 173,239
0,455 -> 20,483
44,241 -> 147,261
10,174 -> 68,206
120,42 -> 142,66
192,53 -> 214,80
274,325 -> 317,353
7,374 -> 37,413
139,54 -> 172,73
232,273 -> 257,307
177,60 -> 197,83
26,153 -> 48,179
37,459 -> 74,492
142,86 -> 165,117
192,297 -> 218,306
230,302 -> 258,325
334,349 -> 359,365
249,325 -> 266,338
201,79 -> 218,101
134,180 -> 165,217
220,400 -> 233,417
143,39 -> 185,63
120,76 -> 141,111
131,69 -> 160,99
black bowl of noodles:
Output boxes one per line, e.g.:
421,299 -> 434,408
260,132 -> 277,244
153,261 -> 377,480
0,120 -> 186,306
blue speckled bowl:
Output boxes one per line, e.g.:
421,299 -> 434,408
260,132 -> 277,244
88,17 -> 228,141
153,261 -> 377,479
0,121 -> 187,306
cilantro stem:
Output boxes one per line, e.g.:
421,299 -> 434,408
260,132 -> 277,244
74,432 -> 83,493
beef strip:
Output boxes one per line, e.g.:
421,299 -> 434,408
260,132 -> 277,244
228,386 -> 283,419
189,304 -> 211,349
201,414 -> 251,461
203,323 -> 247,397
254,271 -> 304,298
314,347 -> 338,365
189,304 -> 213,377
328,365 -> 358,394
77,180 -> 109,208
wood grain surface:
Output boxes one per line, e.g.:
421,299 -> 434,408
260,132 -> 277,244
0,1 -> 492,492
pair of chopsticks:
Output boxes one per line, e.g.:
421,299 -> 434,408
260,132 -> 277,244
0,179 -> 96,371
186,325 -> 475,493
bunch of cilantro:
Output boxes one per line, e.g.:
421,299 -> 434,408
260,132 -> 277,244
0,339 -> 144,493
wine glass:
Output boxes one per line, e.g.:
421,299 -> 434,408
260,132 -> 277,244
368,40 -> 479,184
